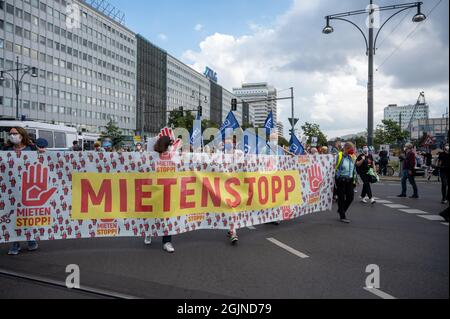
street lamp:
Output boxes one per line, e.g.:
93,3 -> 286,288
0,57 -> 38,120
323,1 -> 426,147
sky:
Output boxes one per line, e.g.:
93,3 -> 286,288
106,0 -> 449,139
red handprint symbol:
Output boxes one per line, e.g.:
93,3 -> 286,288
308,164 -> 323,193
159,127 -> 182,153
22,164 -> 57,207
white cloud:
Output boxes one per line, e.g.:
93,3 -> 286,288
181,0 -> 449,139
194,24 -> 203,32
158,33 -> 168,41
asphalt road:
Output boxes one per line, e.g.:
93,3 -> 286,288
0,181 -> 448,299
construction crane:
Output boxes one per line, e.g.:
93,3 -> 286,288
406,91 -> 426,135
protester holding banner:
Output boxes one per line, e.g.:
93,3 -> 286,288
335,142 -> 357,224
144,135 -> 176,253
3,128 -> 39,255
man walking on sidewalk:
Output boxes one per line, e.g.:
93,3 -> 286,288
398,143 -> 419,199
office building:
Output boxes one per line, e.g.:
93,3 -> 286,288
384,103 -> 429,130
0,0 -> 137,135
233,82 -> 277,127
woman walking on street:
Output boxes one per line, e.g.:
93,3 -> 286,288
356,146 -> 376,205
335,142 -> 357,224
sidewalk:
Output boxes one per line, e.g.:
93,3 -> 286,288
379,176 -> 440,183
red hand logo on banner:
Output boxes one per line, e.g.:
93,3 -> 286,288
159,127 -> 182,153
308,164 -> 323,193
22,164 -> 57,207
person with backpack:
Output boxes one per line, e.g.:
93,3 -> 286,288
356,146 -> 376,204
335,142 -> 357,224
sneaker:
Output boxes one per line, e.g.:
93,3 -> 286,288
8,243 -> 21,256
144,236 -> 152,245
397,194 -> 407,198
340,219 -> 351,224
230,234 -> 239,245
360,197 -> 368,204
27,241 -> 39,252
163,242 -> 175,253
441,200 -> 448,205
371,198 -> 376,205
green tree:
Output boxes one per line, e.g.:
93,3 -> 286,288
100,119 -> 125,149
351,136 -> 367,149
168,110 -> 196,133
278,136 -> 289,147
374,120 -> 409,148
301,122 -> 328,146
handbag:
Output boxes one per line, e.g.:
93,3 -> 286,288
367,168 -> 380,184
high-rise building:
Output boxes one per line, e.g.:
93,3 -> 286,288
233,83 -> 277,127
136,34 -> 166,135
276,121 -> 284,137
384,103 -> 429,130
0,0 -> 137,135
409,117 -> 449,144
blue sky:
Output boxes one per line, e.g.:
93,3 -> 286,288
107,0 -> 292,57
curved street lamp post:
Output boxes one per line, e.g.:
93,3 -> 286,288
0,57 -> 38,121
323,1 -> 426,147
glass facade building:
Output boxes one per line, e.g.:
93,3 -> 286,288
0,0 -> 136,135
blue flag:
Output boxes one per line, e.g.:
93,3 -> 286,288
190,113 -> 203,148
289,134 -> 305,155
264,111 -> 274,130
220,111 -> 240,135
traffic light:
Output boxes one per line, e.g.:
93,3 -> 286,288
198,106 -> 203,117
231,99 -> 237,112
179,106 -> 184,112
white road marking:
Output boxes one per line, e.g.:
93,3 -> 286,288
375,200 -> 393,204
363,287 -> 396,299
384,204 -> 410,209
267,238 -> 309,259
399,209 -> 429,215
418,215 -> 446,221
247,226 -> 256,230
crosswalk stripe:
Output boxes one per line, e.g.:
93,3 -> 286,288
399,209 -> 429,214
418,215 -> 445,221
384,204 -> 409,209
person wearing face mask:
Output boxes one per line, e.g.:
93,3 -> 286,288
3,128 -> 39,255
335,142 -> 357,224
2,127 -> 37,152
398,143 -> 419,199
356,146 -> 376,204
438,144 -> 449,204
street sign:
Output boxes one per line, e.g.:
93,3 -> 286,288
311,137 -> 318,147
289,118 -> 299,127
